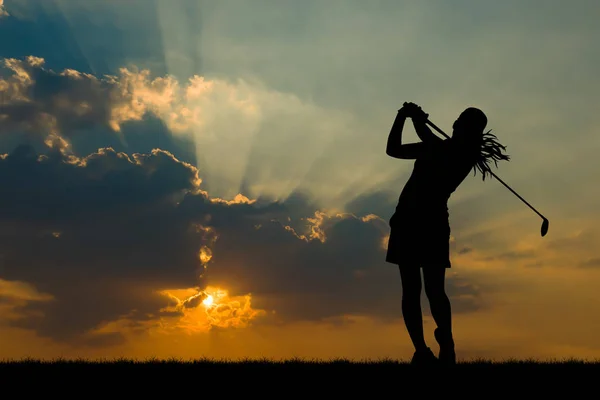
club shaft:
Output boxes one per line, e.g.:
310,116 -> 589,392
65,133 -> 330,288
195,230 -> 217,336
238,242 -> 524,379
425,119 -> 546,220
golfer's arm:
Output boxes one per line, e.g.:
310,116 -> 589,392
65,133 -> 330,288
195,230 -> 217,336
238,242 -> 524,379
412,118 -> 444,143
386,113 -> 425,159
386,112 -> 407,157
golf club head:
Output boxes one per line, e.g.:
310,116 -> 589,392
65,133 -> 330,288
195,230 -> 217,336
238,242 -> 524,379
541,218 -> 549,237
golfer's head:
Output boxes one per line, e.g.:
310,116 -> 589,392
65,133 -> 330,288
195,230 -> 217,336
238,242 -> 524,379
452,107 -> 487,140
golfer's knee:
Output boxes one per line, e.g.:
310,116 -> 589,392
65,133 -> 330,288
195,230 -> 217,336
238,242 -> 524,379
424,285 -> 446,302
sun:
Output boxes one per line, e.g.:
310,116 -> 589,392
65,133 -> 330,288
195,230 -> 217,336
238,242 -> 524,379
156,285 -> 267,333
202,294 -> 214,307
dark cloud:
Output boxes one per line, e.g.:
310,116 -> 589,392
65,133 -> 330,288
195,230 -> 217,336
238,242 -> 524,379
68,115 -> 197,167
579,258 -> 600,268
0,56 -> 118,142
482,249 -> 537,262
458,247 -> 473,254
0,145 -> 205,342
545,230 -> 594,251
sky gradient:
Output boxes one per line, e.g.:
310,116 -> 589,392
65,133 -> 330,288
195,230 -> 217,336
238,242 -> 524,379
0,0 -> 599,361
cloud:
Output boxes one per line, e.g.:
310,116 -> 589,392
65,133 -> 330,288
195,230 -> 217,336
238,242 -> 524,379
0,56 -> 175,152
482,250 -> 537,262
579,258 -> 600,268
458,247 -> 473,255
0,278 -> 53,302
0,145 -> 206,343
0,278 -> 53,324
0,1 -> 8,18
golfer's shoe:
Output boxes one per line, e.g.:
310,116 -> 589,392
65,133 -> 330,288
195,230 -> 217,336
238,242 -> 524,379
434,328 -> 456,365
410,347 -> 438,366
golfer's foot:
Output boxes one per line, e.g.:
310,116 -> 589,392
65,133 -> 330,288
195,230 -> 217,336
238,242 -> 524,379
410,347 -> 438,366
434,328 -> 456,365
438,349 -> 456,365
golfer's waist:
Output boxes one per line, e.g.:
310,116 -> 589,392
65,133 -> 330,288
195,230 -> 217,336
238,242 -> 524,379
396,199 -> 449,211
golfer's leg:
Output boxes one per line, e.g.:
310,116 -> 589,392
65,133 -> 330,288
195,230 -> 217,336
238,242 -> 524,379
423,268 -> 452,334
399,266 -> 427,351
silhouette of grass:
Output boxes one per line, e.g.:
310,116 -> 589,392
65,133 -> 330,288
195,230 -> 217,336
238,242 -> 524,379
2,356 -> 599,366
2,357 -> 597,393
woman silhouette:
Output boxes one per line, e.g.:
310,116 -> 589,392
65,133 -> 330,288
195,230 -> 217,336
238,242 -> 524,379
386,102 -> 509,365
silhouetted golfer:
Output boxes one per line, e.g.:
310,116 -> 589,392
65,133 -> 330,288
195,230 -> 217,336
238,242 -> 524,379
386,102 -> 509,366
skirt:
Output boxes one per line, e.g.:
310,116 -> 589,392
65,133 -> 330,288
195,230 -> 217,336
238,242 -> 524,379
385,211 -> 451,268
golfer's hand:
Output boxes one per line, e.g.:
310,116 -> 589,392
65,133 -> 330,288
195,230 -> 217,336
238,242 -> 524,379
403,102 -> 429,121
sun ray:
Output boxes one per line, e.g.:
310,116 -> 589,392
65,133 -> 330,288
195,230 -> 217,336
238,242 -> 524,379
52,0 -> 98,75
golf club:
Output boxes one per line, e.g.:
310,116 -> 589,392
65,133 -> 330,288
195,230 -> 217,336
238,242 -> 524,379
425,119 -> 549,237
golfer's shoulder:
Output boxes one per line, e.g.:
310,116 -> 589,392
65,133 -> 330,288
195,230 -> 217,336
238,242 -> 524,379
429,138 -> 452,154
422,137 -> 447,149
433,137 -> 451,146
445,139 -> 472,154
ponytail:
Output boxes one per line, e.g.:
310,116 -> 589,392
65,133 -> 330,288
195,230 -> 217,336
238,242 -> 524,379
472,129 -> 510,181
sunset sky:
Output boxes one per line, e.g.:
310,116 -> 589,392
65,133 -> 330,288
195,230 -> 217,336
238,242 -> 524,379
1,0 -> 599,361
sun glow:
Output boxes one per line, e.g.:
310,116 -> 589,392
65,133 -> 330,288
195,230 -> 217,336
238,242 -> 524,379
156,285 -> 267,334
202,294 -> 214,307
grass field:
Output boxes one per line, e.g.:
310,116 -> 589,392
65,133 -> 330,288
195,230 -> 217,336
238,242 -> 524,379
2,356 -> 599,372
2,357 -> 597,393
3,356 -> 600,370
2,356 -> 599,365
